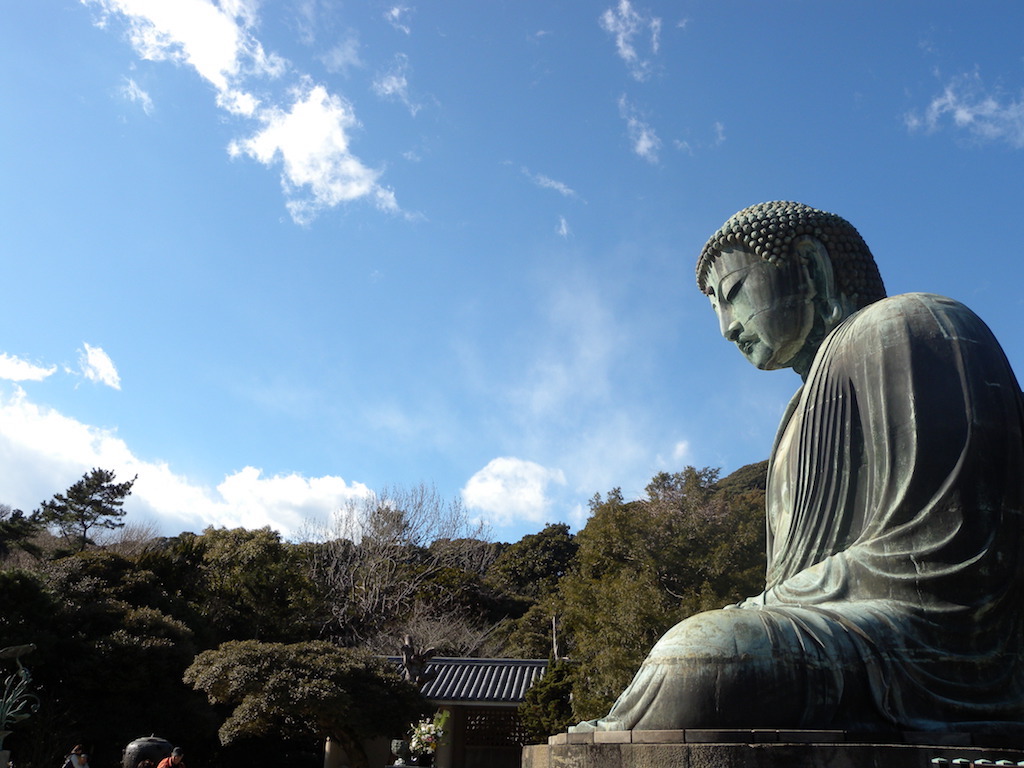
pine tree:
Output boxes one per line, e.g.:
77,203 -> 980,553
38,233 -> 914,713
35,468 -> 136,552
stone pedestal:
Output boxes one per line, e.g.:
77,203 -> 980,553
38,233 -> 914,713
522,730 -> 1024,768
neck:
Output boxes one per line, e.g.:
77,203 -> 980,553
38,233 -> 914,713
790,303 -> 845,380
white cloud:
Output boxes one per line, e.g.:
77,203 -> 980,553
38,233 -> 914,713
906,71 -> 1024,148
120,77 -> 154,115
86,0 -> 396,221
522,167 -> 579,199
599,0 -> 662,82
372,54 -> 420,115
86,0 -> 285,94
229,81 -> 399,224
0,383 -> 371,538
0,354 -> 56,382
618,96 -> 661,162
462,457 -> 566,526
384,5 -> 413,35
556,216 -> 570,238
79,343 -> 121,390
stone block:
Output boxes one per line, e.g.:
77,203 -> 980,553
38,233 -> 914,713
903,733 -> 972,747
775,730 -> 845,743
522,739 -> 1024,768
630,730 -> 685,744
683,730 -> 755,743
594,731 -> 632,744
566,732 -> 595,745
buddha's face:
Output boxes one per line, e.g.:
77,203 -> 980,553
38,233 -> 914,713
704,247 -> 817,371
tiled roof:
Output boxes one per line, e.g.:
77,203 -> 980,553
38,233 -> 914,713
390,657 -> 548,706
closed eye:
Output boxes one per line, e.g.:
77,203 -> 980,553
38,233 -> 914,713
723,276 -> 744,303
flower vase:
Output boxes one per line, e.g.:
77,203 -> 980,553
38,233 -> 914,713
410,754 -> 433,767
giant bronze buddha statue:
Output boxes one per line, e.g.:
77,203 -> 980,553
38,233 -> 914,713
575,201 -> 1024,733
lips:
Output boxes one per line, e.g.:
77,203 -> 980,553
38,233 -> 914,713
737,335 -> 759,356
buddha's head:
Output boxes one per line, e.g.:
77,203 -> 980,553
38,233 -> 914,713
696,201 -> 886,376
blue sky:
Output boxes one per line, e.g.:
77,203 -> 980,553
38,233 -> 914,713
2,1 -> 1023,543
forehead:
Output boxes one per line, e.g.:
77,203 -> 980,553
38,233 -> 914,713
706,247 -> 760,290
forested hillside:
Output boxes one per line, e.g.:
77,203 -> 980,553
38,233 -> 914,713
0,463 -> 767,767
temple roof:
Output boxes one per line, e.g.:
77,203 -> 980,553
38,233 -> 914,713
389,657 -> 548,706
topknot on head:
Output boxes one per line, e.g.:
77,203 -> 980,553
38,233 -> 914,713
695,201 -> 886,310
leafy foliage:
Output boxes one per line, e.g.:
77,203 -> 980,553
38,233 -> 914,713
185,640 -> 427,765
0,505 -> 41,560
486,523 -> 577,601
192,527 -> 324,644
560,465 -> 766,719
0,463 -> 771,764
0,555 -> 205,766
518,660 -> 576,743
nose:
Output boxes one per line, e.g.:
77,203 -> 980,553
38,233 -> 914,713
718,307 -> 742,342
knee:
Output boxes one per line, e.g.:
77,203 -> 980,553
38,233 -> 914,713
632,609 -> 824,728
647,608 -> 775,665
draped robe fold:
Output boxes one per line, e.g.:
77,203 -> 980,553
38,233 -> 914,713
578,293 -> 1024,732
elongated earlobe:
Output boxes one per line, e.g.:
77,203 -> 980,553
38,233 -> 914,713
794,237 -> 847,331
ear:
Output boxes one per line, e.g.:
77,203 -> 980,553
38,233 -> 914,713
793,236 -> 844,329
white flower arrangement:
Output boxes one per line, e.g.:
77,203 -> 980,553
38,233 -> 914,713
409,710 -> 449,757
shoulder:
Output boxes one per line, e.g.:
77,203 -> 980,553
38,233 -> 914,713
839,293 -> 990,344
851,292 -> 973,323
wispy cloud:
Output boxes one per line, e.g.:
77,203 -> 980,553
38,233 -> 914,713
79,343 -> 121,390
462,457 -> 566,526
712,121 -> 726,146
0,354 -> 56,383
373,54 -> 420,115
120,77 -> 154,115
321,34 -> 363,76
85,0 -> 400,223
618,95 -> 661,162
599,0 -> 662,82
906,71 -> 1024,148
0,383 -> 371,537
521,167 -> 580,199
384,5 -> 413,35
556,216 -> 570,238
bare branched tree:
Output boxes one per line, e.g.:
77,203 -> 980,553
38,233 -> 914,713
96,518 -> 162,557
309,483 -> 494,652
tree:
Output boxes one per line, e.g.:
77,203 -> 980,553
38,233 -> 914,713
309,483 -> 495,653
558,465 -> 766,719
35,468 -> 136,552
486,523 -> 577,602
0,554 -> 206,765
191,526 -> 324,645
184,640 -> 428,768
0,505 -> 41,559
518,659 -> 576,743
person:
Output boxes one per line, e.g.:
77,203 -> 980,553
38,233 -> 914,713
575,201 -> 1024,733
155,748 -> 184,768
60,746 -> 89,768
